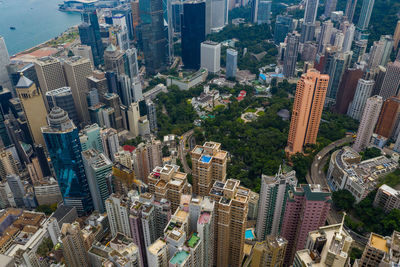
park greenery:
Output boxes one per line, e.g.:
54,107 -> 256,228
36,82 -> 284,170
37,237 -> 53,257
360,147 -> 382,161
36,203 -> 58,215
332,189 -> 356,211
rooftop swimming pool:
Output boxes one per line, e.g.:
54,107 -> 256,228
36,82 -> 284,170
200,155 -> 212,163
245,229 -> 255,240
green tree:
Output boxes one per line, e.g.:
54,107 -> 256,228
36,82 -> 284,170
332,190 -> 356,211
360,147 -> 382,161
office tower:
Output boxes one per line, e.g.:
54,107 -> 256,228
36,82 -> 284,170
378,60 -> 400,100
181,1 -> 206,70
326,51 -> 352,103
206,0 -> 228,34
323,0 -> 337,18
368,40 -> 385,70
334,68 -> 364,114
356,0 -> 375,31
293,223 -> 353,267
112,4 -> 135,40
6,174 -> 25,207
251,236 -> 288,267
200,41 -> 221,74
104,45 -> 126,75
285,70 -> 329,156
64,56 -> 92,124
147,164 -> 191,212
79,124 -> 103,152
251,0 -> 259,24
139,0 -> 167,74
82,149 -> 112,213
347,79 -> 375,120
380,35 -> 394,67
146,100 -> 157,132
257,0 -> 272,24
41,107 -> 93,215
283,32 -> 300,78
105,194 -> 132,237
15,75 -> 48,146
374,97 -> 400,138
33,177 -> 62,206
226,49 -> 238,78
304,0 -> 318,24
132,77 -> 143,102
353,96 -> 383,151
281,184 -> 331,265
345,0 -> 357,22
342,24 -> 355,52
100,128 -> 119,161
87,71 -> 109,97
79,9 -> 104,66
0,36 -> 11,90
34,144 -> 51,177
351,39 -> 368,65
209,179 -> 249,267
300,23 -> 316,43
34,57 -> 67,95
127,102 -> 140,137
274,15 -> 293,44
0,150 -> 18,179
125,48 -> 139,79
46,87 -> 79,127
72,44 -> 94,66
61,222 -> 89,267
147,239 -> 169,267
318,20 -> 334,53
394,21 -> 400,50
256,169 -> 297,240
191,141 -> 227,196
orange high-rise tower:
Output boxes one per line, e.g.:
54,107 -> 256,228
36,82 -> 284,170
285,69 -> 329,156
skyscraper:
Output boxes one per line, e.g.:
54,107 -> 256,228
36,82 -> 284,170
368,40 -> 385,70
356,0 -> 375,31
379,35 -> 394,67
326,51 -> 352,104
342,24 -> 355,52
209,179 -> 249,267
34,57 -> 67,95
300,23 -> 316,43
394,20 -> 400,50
257,0 -> 272,24
200,41 -> 221,73
347,79 -> 375,120
41,107 -> 93,215
82,149 -> 112,213
15,75 -> 48,146
0,36 -> 12,90
251,236 -> 288,267
285,69 -> 329,156
256,169 -> 297,240
353,95 -> 383,152
46,87 -> 79,127
281,184 -> 331,265
274,15 -> 293,44
181,1 -> 206,69
105,193 -> 132,237
374,96 -> 400,138
191,141 -> 227,196
334,68 -> 364,114
61,222 -> 89,267
283,32 -> 300,78
304,0 -> 319,24
146,100 -> 157,132
139,0 -> 167,74
323,0 -> 337,18
206,0 -> 228,33
147,239 -> 169,267
79,123 -> 103,152
378,60 -> 400,100
78,9 -> 104,66
226,48 -> 238,78
351,39 -> 368,65
63,56 -> 93,124
318,20 -> 334,54
344,0 -> 357,22
251,0 -> 259,24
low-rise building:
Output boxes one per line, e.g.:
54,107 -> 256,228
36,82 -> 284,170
166,69 -> 208,91
327,146 -> 398,202
373,184 -> 400,213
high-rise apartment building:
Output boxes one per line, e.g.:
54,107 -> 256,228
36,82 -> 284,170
326,51 -> 352,104
347,79 -> 375,120
139,0 -> 167,74
304,0 -> 319,24
226,48 -> 238,78
281,184 -> 331,265
191,141 -> 227,196
61,222 -> 89,267
209,179 -> 249,267
293,223 -> 353,267
41,107 -> 93,215
353,95 -> 383,152
374,96 -> 400,138
373,184 -> 400,213
368,40 -> 385,70
105,193 -> 132,238
256,169 -> 297,240
147,239 -> 169,267
0,36 -> 12,90
46,87 -> 79,126
34,57 -> 67,95
250,236 -> 288,267
285,69 -> 329,156
356,0 -> 375,31
380,35 -> 394,67
64,56 -> 93,124
342,24 -> 355,52
200,41 -> 221,74
283,32 -> 300,78
0,149 -> 18,180
318,20 -> 334,54
378,60 -> 400,100
344,0 -> 357,22
82,149 -> 112,213
15,75 -> 48,147
147,164 -> 191,212
351,39 -> 368,65
394,20 -> 400,50
146,100 -> 157,132
181,1 -> 206,70
334,68 -> 364,114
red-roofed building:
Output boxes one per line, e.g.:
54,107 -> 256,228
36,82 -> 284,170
237,90 -> 247,101
123,145 -> 136,153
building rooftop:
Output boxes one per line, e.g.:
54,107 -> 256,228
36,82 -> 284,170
198,211 -> 211,224
370,233 -> 389,253
148,239 -> 166,255
187,233 -> 200,248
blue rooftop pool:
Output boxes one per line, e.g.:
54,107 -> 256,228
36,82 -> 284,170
200,155 -> 212,163
245,229 -> 255,240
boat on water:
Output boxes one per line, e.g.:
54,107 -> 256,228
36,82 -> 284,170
9,26 -> 16,30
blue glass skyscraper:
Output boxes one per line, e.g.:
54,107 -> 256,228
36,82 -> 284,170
41,107 -> 93,215
79,8 -> 104,66
274,15 -> 293,45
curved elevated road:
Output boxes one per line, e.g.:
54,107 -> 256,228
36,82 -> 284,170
178,130 -> 194,174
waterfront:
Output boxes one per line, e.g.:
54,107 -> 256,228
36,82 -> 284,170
0,0 -> 81,56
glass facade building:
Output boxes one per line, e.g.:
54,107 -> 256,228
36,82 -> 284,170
79,9 -> 104,66
274,15 -> 293,45
42,107 -> 93,215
